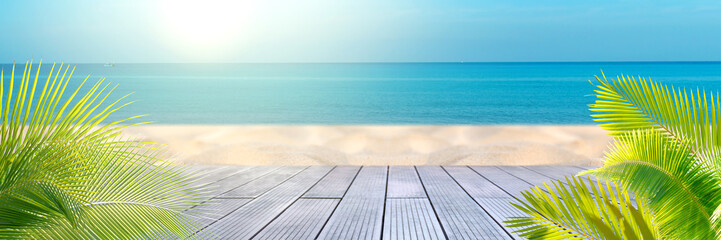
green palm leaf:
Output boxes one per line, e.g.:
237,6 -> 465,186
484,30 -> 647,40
506,176 -> 659,240
584,130 -> 721,239
586,73 -> 721,239
508,72 -> 721,239
589,72 -> 721,171
0,61 -> 208,239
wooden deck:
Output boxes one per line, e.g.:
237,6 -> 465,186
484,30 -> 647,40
188,165 -> 593,240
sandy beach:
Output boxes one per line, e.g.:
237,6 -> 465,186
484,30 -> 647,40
122,125 -> 610,166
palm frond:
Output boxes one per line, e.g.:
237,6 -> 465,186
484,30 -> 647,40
589,72 -> 721,170
506,176 -> 659,240
0,61 -> 209,239
584,130 -> 721,239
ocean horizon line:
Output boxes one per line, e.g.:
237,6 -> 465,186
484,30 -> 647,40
0,61 -> 717,125
2,60 -> 720,65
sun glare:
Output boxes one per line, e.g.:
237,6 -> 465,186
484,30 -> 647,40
160,0 -> 250,47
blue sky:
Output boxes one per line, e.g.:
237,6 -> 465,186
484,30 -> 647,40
0,0 -> 719,63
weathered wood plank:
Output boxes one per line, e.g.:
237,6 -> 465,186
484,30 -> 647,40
497,166 -> 554,187
387,166 -> 426,198
193,166 -> 252,185
523,165 -> 585,180
253,199 -> 340,240
304,166 -> 360,198
220,166 -> 307,198
474,198 -> 527,240
417,166 -> 511,240
443,167 -> 534,239
576,165 -> 598,170
525,165 -> 633,201
200,166 -> 333,239
160,165 -> 227,187
209,166 -> 280,196
383,198 -> 446,240
316,166 -> 388,240
193,198 -> 252,228
190,165 -> 613,240
495,166 -> 605,200
470,166 -> 533,198
444,166 -> 510,198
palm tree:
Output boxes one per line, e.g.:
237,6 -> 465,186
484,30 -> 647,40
0,61 -> 207,239
507,72 -> 721,239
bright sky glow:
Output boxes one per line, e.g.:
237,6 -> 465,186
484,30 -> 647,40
0,0 -> 719,62
159,0 -> 251,49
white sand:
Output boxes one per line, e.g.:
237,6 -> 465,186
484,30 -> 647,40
121,125 -> 611,166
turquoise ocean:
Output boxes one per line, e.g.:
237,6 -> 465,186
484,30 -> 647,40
2,62 -> 720,124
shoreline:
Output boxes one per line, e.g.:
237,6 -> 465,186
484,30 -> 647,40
122,125 -> 610,166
